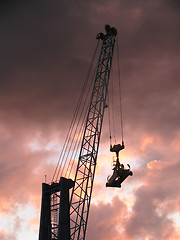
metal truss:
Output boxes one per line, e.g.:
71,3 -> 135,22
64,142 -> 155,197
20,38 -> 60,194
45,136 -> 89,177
69,27 -> 117,240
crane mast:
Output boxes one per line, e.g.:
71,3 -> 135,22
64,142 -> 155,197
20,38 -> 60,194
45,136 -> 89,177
39,25 -> 117,240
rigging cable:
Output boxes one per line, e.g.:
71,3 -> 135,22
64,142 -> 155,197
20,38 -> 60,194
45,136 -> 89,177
117,33 -> 124,142
64,67 -> 96,179
66,60 -> 98,179
56,40 -> 100,180
52,40 -> 100,182
107,92 -> 112,146
111,64 -> 116,144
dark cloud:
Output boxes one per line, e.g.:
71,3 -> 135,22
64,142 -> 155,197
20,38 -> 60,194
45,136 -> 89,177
165,0 -> 180,12
125,186 -> 177,239
123,149 -> 180,239
86,196 -> 127,240
0,0 -> 99,132
1,0 -> 179,139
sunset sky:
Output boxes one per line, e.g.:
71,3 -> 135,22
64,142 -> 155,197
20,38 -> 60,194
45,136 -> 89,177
0,0 -> 180,239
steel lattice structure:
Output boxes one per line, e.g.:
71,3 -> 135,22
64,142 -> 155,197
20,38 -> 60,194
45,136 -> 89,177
69,26 -> 117,240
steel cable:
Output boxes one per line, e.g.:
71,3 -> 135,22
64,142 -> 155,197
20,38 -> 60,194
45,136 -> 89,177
117,34 -> 124,142
52,40 -> 100,182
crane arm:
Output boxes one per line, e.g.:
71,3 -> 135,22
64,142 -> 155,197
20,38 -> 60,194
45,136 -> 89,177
69,25 -> 117,240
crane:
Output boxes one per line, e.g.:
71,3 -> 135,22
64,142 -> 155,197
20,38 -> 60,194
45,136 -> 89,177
39,24 -> 132,240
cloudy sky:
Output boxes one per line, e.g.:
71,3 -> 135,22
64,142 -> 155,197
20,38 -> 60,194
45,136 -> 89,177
0,0 -> 180,239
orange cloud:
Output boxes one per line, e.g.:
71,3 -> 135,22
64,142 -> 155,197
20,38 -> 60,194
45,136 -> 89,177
140,136 -> 154,152
147,159 -> 162,170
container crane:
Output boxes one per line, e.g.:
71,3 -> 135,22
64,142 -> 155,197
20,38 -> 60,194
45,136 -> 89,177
39,24 -> 132,240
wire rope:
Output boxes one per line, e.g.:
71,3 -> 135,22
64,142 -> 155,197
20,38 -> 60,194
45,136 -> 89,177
111,64 -> 116,144
56,40 -> 100,180
117,34 -> 124,142
62,77 -> 92,179
107,92 -> 112,146
52,40 -> 100,182
66,61 -> 98,179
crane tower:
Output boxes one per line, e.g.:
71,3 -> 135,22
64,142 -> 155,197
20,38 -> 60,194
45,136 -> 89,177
39,25 -> 118,240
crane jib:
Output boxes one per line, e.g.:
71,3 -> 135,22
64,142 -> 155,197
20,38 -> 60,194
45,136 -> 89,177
69,25 -> 117,240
